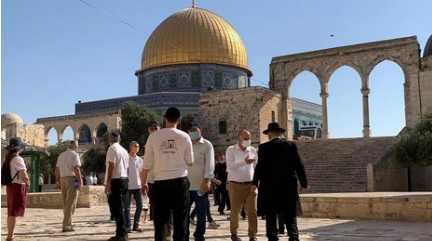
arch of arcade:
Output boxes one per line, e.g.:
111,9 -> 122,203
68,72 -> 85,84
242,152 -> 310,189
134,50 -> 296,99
270,36 -> 431,139
36,111 -> 121,147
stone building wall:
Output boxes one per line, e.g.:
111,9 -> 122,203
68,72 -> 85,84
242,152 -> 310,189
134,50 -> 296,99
17,124 -> 45,148
1,123 -> 45,148
199,87 -> 281,153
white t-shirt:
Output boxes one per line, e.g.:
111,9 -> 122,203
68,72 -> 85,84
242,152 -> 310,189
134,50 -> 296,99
106,143 -> 129,179
10,156 -> 27,184
128,155 -> 144,190
56,149 -> 81,177
226,144 -> 257,182
143,128 -> 194,181
188,138 -> 215,191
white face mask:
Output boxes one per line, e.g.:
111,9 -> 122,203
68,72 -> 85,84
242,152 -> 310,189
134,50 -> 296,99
241,140 -> 251,147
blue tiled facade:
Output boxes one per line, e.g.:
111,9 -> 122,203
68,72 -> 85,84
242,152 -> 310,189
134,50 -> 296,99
75,64 -> 249,116
291,97 -> 323,136
137,64 -> 249,94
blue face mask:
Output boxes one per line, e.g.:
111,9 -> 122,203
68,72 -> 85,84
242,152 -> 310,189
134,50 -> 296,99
189,131 -> 201,141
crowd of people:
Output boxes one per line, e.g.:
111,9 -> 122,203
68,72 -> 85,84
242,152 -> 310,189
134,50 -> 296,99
2,106 -> 308,241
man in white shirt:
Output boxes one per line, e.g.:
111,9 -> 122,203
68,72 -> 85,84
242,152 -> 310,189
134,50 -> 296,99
226,129 -> 258,241
125,141 -> 144,233
55,141 -> 83,232
105,131 -> 130,241
186,126 -> 215,241
141,107 -> 194,241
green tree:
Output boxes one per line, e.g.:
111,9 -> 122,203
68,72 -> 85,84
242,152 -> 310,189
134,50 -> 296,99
81,147 -> 107,176
38,143 -> 68,183
120,102 -> 161,154
393,113 -> 432,167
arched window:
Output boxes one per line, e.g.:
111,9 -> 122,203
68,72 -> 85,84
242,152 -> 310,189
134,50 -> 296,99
96,123 -> 108,144
218,120 -> 227,134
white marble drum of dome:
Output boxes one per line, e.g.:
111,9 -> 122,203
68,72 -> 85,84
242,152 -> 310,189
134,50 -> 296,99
1,112 -> 24,128
135,6 -> 253,95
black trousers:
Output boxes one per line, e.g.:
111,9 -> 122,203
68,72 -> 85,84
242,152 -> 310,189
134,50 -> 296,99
148,183 -> 155,220
217,185 -> 230,213
153,177 -> 190,241
111,178 -> 129,238
107,193 -> 115,220
266,210 -> 299,241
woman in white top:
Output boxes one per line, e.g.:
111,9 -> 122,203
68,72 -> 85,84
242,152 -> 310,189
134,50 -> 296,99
3,138 -> 29,241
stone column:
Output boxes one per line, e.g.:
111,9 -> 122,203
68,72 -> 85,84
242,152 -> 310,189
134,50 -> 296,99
91,130 -> 97,145
74,132 -> 80,146
57,128 -> 63,144
280,91 -> 292,140
361,87 -> 371,138
320,90 -> 329,139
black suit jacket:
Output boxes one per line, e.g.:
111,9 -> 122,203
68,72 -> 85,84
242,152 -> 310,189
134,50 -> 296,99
253,138 -> 307,215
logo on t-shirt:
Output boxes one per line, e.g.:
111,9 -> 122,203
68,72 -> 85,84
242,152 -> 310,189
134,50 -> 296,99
160,139 -> 177,154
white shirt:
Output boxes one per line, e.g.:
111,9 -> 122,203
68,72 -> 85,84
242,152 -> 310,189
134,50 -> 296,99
143,128 -> 194,181
128,155 -> 144,190
10,156 -> 27,184
56,149 -> 81,177
188,137 -> 215,191
106,142 -> 129,179
226,144 -> 257,182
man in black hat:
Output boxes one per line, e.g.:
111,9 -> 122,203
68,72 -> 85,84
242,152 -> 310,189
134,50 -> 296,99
252,122 -> 308,241
141,107 -> 194,241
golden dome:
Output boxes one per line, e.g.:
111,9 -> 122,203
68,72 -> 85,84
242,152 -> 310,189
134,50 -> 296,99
141,7 -> 251,75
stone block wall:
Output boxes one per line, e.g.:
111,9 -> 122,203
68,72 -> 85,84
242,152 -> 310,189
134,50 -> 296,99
367,164 -> 409,191
368,164 -> 432,192
420,56 -> 432,116
300,192 -> 432,222
199,87 -> 281,154
1,186 -> 107,209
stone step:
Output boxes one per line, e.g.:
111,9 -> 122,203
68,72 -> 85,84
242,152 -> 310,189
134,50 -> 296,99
296,137 -> 396,193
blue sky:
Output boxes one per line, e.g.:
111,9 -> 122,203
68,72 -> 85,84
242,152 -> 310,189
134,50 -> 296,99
2,0 -> 431,139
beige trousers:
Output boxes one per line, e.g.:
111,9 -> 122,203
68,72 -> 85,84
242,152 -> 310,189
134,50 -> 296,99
60,176 -> 79,229
229,182 -> 258,238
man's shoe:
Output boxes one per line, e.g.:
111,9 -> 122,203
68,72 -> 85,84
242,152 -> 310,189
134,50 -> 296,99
62,227 -> 74,232
133,227 -> 144,232
278,229 -> 285,235
231,234 -> 241,241
107,236 -> 128,241
249,238 -> 257,241
207,221 -> 220,229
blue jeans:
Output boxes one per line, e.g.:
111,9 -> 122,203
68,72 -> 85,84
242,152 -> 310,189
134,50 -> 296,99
188,191 -> 208,241
125,189 -> 143,229
190,196 -> 213,223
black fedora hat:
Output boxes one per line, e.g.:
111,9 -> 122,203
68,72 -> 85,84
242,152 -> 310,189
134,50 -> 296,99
263,122 -> 286,134
5,137 -> 26,151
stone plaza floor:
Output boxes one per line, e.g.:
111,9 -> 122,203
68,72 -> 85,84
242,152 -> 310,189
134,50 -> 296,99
2,205 -> 432,241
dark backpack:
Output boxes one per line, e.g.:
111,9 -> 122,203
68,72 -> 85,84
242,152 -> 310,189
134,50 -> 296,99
1,160 -> 18,185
